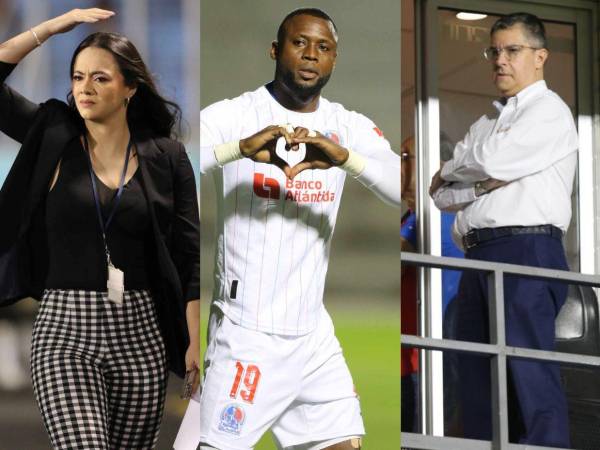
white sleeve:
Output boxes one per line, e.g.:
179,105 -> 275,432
200,99 -> 238,174
432,182 -> 477,212
350,114 -> 400,207
441,97 -> 578,183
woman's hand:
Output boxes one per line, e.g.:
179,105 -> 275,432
184,340 -> 201,394
0,8 -> 114,64
46,8 -> 115,36
184,299 -> 201,394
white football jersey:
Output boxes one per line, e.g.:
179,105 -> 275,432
201,84 -> 399,335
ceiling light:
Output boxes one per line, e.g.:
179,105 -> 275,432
456,12 -> 488,21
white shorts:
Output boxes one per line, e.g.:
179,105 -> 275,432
199,305 -> 365,450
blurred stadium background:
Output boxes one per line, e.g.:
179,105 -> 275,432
0,0 -> 198,448
200,1 -> 400,449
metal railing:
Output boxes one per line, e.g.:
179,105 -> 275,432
401,252 -> 600,450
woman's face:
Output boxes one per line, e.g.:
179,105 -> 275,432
71,47 -> 136,123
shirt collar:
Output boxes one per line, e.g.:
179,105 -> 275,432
493,80 -> 548,112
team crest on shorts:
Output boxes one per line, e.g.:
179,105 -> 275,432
218,403 -> 246,435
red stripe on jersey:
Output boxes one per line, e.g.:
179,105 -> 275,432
373,127 -> 384,137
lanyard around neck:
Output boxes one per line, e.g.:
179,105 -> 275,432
83,134 -> 133,263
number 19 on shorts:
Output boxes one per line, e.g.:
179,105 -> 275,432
229,361 -> 261,404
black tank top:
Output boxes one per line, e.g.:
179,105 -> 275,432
41,139 -> 152,290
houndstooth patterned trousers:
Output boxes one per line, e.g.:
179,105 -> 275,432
31,289 -> 168,450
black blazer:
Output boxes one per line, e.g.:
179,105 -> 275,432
0,61 -> 199,378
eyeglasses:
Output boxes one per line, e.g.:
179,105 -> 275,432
483,45 -> 542,61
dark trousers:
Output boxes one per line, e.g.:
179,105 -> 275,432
454,233 -> 570,447
402,373 -> 418,432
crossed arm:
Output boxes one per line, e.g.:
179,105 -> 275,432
429,95 -> 578,212
429,162 -> 509,212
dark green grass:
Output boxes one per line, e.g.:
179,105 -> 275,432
200,303 -> 400,449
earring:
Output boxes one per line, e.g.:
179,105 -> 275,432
124,97 -> 130,107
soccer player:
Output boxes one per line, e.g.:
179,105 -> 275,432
198,8 -> 399,449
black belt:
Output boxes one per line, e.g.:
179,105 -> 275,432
462,225 -> 563,250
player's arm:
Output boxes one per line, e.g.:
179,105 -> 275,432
352,144 -> 400,206
200,109 -> 295,176
340,116 -> 400,206
289,124 -> 401,206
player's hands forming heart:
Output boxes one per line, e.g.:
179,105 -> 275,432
240,125 -> 349,180
239,125 -> 296,178
285,126 -> 349,180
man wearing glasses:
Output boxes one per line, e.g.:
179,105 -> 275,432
429,12 -> 578,448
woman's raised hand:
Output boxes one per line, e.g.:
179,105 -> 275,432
0,8 -> 114,64
47,8 -> 115,35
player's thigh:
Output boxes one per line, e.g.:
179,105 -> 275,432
200,311 -> 306,447
271,309 -> 365,448
271,395 -> 364,449
300,308 -> 359,403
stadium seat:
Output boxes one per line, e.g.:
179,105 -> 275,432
555,284 -> 600,450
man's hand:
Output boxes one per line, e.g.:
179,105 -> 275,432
239,125 -> 295,178
481,178 -> 509,192
287,127 -> 349,179
475,178 -> 510,197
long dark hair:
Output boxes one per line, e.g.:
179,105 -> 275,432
67,32 -> 181,138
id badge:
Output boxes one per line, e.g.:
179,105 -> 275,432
107,264 -> 124,305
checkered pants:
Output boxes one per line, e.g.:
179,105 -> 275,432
31,289 -> 168,450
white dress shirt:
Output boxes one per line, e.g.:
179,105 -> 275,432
435,80 -> 578,247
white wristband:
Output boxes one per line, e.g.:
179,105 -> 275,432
214,141 -> 243,166
340,149 -> 366,177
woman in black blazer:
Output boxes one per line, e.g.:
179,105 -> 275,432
0,7 -> 200,450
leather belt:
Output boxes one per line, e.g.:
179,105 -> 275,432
462,225 -> 563,250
